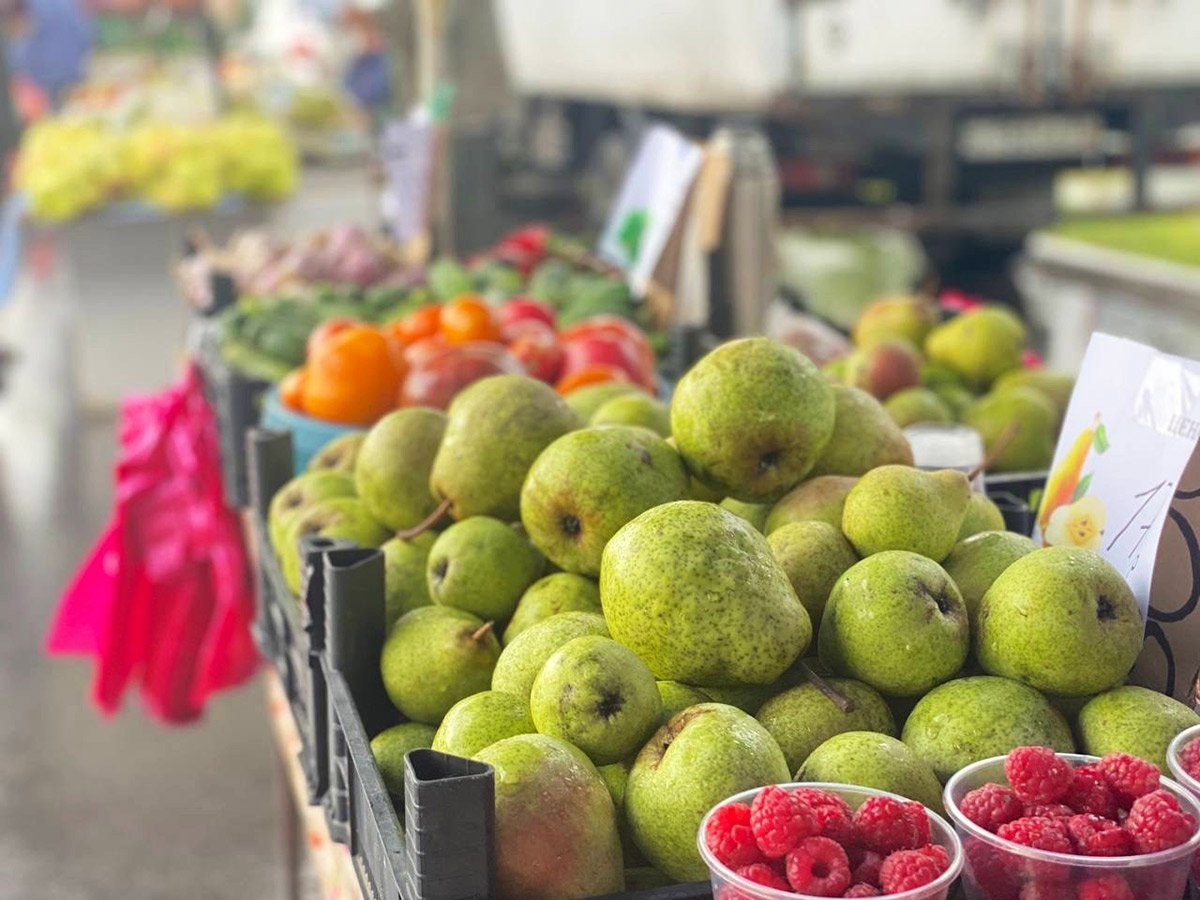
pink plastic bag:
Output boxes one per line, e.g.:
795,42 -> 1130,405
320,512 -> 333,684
47,366 -> 258,722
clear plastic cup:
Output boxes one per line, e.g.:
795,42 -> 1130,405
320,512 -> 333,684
1167,724 -> 1200,799
944,753 -> 1200,900
697,782 -> 964,900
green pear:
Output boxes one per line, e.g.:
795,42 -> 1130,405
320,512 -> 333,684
768,521 -> 858,628
921,361 -> 966,390
591,394 -> 671,436
656,682 -> 710,721
564,382 -> 641,422
307,432 -> 365,475
809,385 -> 914,477
932,383 -> 976,420
964,387 -> 1057,473
503,573 -> 601,644
426,517 -> 544,621
719,498 -> 771,533
670,338 -> 836,503
822,357 -> 849,383
924,307 -> 1025,389
267,469 -> 355,559
757,679 -> 894,773
520,426 -> 689,576
381,606 -> 501,724
853,294 -> 936,350
598,759 -> 646,866
431,690 -> 535,758
765,476 -> 857,533
601,501 -> 811,687
957,493 -> 1006,540
530,636 -> 662,765
993,369 -> 1074,422
626,704 -> 789,881
819,551 -> 969,697
281,497 -> 390,594
845,339 -> 923,401
699,680 -> 787,716
370,722 -> 436,796
884,387 -> 953,427
354,407 -> 447,530
475,734 -> 624,900
976,547 -> 1143,696
798,732 -> 944,812
901,676 -> 1075,781
1077,686 -> 1200,769
841,466 -> 971,561
382,532 -> 438,629
492,612 -> 609,699
941,531 -> 1037,620
431,374 -> 578,522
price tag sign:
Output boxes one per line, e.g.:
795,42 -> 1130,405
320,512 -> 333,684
379,106 -> 435,246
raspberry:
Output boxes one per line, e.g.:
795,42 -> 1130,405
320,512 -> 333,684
812,800 -> 855,846
879,847 -> 949,893
852,795 -> 924,853
1180,736 -> 1200,781
1076,874 -> 1134,900
1063,763 -> 1117,818
843,886 -> 881,898
751,785 -> 818,858
995,816 -> 1073,853
734,862 -> 791,891
785,836 -> 851,897
1023,803 -> 1074,819
850,849 -> 883,887
1125,789 -> 1196,853
794,786 -> 853,817
1018,882 -> 1075,900
916,843 -> 950,868
1005,747 -> 1073,804
961,783 -> 1025,833
964,837 -> 1022,900
902,801 -> 932,846
1067,813 -> 1134,857
1098,753 -> 1160,807
706,802 -> 764,869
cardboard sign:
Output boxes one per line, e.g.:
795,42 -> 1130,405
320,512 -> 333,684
1035,333 -> 1200,701
379,107 -> 435,247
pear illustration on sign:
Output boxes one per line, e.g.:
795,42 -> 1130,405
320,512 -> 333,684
1039,414 -> 1109,550
616,209 -> 648,268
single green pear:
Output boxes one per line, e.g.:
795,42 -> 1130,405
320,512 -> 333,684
808,385 -> 914,478
598,759 -> 647,866
884,387 -> 954,428
924,307 -> 1025,390
355,407 -> 447,530
976,547 -> 1143,696
475,734 -> 624,900
765,476 -> 858,534
431,374 -> 578,522
757,679 -> 894,774
564,383 -> 641,422
432,690 -> 535,758
382,531 -> 438,629
656,682 -> 710,721
993,369 -> 1075,423
591,394 -> 671,436
921,361 -> 966,390
281,497 -> 390,595
626,704 -> 789,881
1077,686 -> 1200,769
768,521 -> 858,629
370,722 -> 436,796
901,676 -> 1075,782
957,493 -> 1006,540
530,636 -> 663,765
492,612 -> 610,699
267,469 -> 355,560
941,531 -> 1037,620
601,501 -> 811,687
964,387 -> 1057,472
426,517 -> 544,622
932,383 -> 976,420
853,295 -> 936,350
307,432 -> 365,475
381,606 -> 501,725
819,551 -> 969,697
520,426 -> 689,576
798,731 -> 944,812
719,498 -> 771,533
670,338 -> 836,503
503,573 -> 601,644
841,465 -> 971,561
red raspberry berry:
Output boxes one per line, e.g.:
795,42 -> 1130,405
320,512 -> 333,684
1023,803 -> 1074,819
1180,736 -> 1200,781
843,885 -> 882,898
915,843 -> 950,867
961,783 -> 1025,833
964,837 -> 1022,900
902,801 -> 932,846
1005,747 -> 1073,804
1019,882 -> 1076,900
794,786 -> 853,817
706,802 -> 764,869
1063,763 -> 1117,818
734,862 -> 791,891
813,801 -> 855,846
850,849 -> 883,887
751,785 -> 818,858
995,816 -> 1073,853
1098,753 -> 1160,807
1076,874 -> 1134,900
852,795 -> 924,854
786,836 -> 852,897
1125,789 -> 1196,853
879,847 -> 949,893
1067,813 -> 1134,857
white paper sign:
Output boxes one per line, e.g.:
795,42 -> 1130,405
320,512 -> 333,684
1035,333 -> 1200,618
379,107 -> 435,245
598,124 -> 704,296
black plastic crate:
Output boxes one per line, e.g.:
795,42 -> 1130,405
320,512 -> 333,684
985,489 -> 1036,537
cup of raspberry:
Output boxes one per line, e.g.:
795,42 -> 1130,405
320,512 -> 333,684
698,782 -> 963,899
1166,724 -> 1200,800
944,747 -> 1200,900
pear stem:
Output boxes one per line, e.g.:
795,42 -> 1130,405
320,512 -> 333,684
395,497 -> 452,541
967,421 -> 1021,482
800,661 -> 855,714
471,621 -> 495,643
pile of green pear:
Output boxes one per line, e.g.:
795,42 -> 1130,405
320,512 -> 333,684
265,344 -> 1193,899
826,294 -> 1074,472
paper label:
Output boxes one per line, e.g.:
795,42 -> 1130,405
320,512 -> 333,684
379,107 -> 434,245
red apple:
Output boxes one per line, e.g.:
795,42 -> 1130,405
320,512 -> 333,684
559,333 -> 653,391
499,297 -> 556,334
559,316 -> 654,376
506,320 -> 564,383
400,342 -> 523,409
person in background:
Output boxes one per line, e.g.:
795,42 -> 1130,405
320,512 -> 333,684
7,0 -> 93,109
